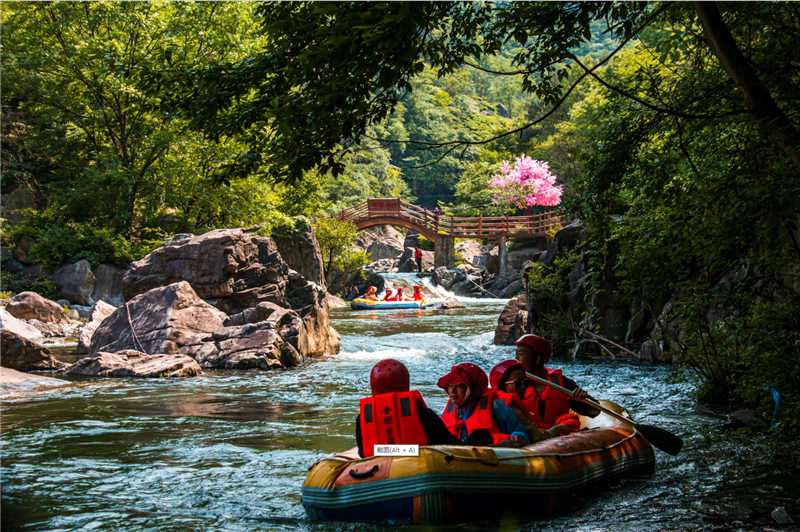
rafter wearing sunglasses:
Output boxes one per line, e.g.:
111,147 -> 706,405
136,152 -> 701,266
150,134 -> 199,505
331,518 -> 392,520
504,378 -> 532,390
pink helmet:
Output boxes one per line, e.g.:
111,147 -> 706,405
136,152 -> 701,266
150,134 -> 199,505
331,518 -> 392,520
515,334 -> 552,363
489,359 -> 525,390
370,359 -> 410,395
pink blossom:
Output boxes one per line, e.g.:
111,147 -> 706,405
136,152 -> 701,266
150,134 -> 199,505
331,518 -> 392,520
488,155 -> 562,208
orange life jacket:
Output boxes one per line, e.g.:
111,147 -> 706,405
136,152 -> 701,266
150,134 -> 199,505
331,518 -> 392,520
441,391 -> 510,444
496,390 -> 540,425
359,390 -> 429,458
383,293 -> 394,301
394,293 -> 405,301
414,249 -> 422,259
522,368 -> 571,429
412,291 -> 423,301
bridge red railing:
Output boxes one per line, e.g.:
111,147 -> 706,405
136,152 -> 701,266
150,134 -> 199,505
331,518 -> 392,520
332,199 -> 564,239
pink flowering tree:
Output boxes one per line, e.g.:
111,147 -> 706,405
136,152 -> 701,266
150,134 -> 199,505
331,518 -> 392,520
488,156 -> 562,209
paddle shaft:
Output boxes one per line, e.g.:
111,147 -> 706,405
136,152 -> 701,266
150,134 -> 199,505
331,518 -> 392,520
524,371 -> 638,429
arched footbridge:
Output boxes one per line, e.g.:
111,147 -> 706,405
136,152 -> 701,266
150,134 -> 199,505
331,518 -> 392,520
331,198 -> 564,269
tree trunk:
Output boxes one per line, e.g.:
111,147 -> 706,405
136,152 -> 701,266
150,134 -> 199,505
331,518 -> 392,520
692,1 -> 800,170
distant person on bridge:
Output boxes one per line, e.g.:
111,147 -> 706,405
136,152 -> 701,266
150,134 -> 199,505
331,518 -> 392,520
411,285 -> 424,301
414,247 -> 423,272
514,334 -> 600,429
382,288 -> 395,301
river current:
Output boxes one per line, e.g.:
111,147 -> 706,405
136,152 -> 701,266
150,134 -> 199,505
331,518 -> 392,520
2,274 -> 798,531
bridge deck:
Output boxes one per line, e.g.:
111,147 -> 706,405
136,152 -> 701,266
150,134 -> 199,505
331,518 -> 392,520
332,199 -> 563,242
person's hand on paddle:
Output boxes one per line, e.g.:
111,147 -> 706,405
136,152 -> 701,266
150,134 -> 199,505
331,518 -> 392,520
570,387 -> 589,402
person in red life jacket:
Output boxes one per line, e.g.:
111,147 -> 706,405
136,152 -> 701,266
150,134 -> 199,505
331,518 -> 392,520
414,247 -> 423,272
382,288 -> 394,301
394,287 -> 407,301
356,359 -> 479,458
411,285 -> 424,301
515,334 -> 599,429
490,359 -> 572,441
365,286 -> 378,301
438,362 -> 530,447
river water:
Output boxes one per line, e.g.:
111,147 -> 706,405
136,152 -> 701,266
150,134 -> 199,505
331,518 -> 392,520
2,274 -> 798,531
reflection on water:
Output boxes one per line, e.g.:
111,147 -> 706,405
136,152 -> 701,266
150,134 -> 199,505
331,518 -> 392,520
3,299 -> 799,532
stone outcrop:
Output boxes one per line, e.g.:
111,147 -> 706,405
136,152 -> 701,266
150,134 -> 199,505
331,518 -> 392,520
90,281 -> 227,357
268,218 -> 327,289
91,264 -> 126,307
123,229 -> 290,312
77,301 -> 117,354
356,226 -> 406,261
0,329 -> 67,371
67,350 -> 201,378
0,308 -> 44,341
114,228 -> 339,368
12,236 -> 36,264
438,297 -> 465,310
6,292 -> 69,324
494,293 -> 528,345
455,241 -> 489,269
432,267 -> 465,291
365,258 -> 396,273
52,260 -> 95,306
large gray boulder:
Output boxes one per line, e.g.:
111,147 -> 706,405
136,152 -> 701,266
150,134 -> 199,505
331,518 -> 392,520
0,329 -> 67,371
432,267 -> 465,290
494,293 -> 528,345
0,308 -> 44,341
52,260 -> 95,306
268,218 -> 327,290
123,228 -> 289,313
120,229 -> 340,364
355,226 -> 406,261
90,264 -> 126,307
455,241 -> 488,270
90,281 -> 227,357
77,301 -> 117,354
67,350 -> 201,378
6,292 -> 69,324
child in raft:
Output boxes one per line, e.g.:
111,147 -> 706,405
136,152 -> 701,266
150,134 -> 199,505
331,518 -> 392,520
382,288 -> 395,301
490,359 -> 573,443
437,362 -> 529,447
365,286 -> 378,301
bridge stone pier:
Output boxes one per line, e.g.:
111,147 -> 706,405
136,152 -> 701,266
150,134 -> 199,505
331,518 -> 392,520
330,198 -> 562,272
434,235 -> 455,269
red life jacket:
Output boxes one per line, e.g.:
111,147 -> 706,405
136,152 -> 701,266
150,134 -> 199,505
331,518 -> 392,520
523,368 -> 571,429
414,249 -> 422,259
412,291 -> 423,301
359,390 -> 429,458
496,390 -> 541,426
440,391 -> 510,444
394,293 -> 405,301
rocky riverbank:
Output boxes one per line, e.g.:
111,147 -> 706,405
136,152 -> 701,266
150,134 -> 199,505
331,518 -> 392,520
1,224 -> 341,379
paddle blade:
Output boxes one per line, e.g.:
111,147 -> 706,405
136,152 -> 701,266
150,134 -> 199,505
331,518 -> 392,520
637,424 -> 684,456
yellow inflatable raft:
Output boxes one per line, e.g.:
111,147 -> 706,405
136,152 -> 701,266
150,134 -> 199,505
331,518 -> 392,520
302,401 -> 655,523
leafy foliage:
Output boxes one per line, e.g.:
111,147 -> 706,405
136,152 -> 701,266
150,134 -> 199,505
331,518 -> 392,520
313,218 -> 369,288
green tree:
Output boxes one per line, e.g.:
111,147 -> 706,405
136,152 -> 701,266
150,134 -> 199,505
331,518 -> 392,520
314,218 -> 369,288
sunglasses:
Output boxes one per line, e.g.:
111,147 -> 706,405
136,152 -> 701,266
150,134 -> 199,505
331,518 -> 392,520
504,378 -> 532,390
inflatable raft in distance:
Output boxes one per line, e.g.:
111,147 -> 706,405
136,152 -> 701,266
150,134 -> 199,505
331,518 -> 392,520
350,298 -> 435,310
302,401 -> 655,524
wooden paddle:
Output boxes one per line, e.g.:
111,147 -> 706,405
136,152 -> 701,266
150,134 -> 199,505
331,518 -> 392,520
525,371 -> 684,456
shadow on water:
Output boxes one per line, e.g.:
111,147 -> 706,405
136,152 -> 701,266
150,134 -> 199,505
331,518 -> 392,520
3,297 -> 799,532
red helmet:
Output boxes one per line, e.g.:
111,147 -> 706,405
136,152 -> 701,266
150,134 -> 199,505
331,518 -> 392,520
515,334 -> 552,363
368,286 -> 376,293
413,285 -> 420,290
457,362 -> 488,396
370,359 -> 410,395
489,359 -> 524,390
